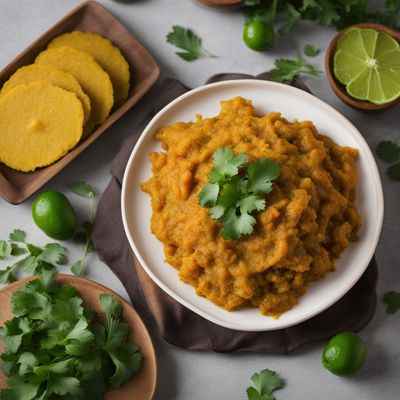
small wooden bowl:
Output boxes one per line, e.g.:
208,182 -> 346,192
325,22 -> 400,111
0,1 -> 160,204
196,0 -> 243,10
0,274 -> 157,400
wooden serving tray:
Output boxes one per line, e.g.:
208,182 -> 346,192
0,0 -> 160,204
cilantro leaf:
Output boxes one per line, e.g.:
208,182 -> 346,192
100,294 -> 122,321
246,368 -> 284,400
10,244 -> 27,256
71,260 -> 84,277
383,290 -> 400,314
304,44 -> 320,57
17,352 -> 38,375
247,157 -> 281,194
268,55 -> 321,83
0,318 -> 31,354
218,180 -> 246,210
69,181 -> 94,199
53,297 -> 84,323
212,147 -> 248,179
199,183 -> 220,207
222,208 -> 256,240
166,25 -> 215,61
47,375 -> 83,397
0,267 -> 17,284
387,161 -> 400,181
4,373 -> 39,400
0,240 -> 12,259
278,4 -> 301,34
209,205 -> 225,220
11,287 -> 50,318
376,141 -> 400,163
9,229 -> 25,243
13,256 -> 39,275
108,342 -> 143,388
39,243 -> 68,265
237,195 -> 265,214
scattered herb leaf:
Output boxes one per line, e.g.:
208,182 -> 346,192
246,368 -> 284,400
166,25 -> 215,61
376,141 -> 400,163
9,229 -> 25,243
0,240 -> 12,259
0,270 -> 142,399
199,148 -> 280,240
387,161 -> 400,181
267,55 -> 321,83
304,44 -> 319,57
0,230 -> 68,282
383,290 -> 400,314
0,267 -> 17,284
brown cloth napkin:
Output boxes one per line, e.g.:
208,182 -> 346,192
92,73 -> 378,353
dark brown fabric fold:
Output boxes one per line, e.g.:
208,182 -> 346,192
92,74 -> 378,353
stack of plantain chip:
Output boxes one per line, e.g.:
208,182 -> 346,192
0,31 -> 130,172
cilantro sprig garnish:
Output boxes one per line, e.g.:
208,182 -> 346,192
0,229 -> 67,284
246,368 -> 284,400
199,148 -> 280,240
0,270 -> 142,399
166,25 -> 216,61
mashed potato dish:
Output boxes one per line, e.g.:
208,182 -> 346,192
141,97 -> 361,317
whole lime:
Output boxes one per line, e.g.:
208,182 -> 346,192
32,191 -> 78,240
322,332 -> 367,376
243,21 -> 275,52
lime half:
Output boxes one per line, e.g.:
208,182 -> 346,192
334,28 -> 400,105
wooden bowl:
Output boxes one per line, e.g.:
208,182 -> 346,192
0,274 -> 157,400
0,0 -> 160,204
325,22 -> 400,111
196,0 -> 243,10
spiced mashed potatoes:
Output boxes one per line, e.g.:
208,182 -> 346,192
141,97 -> 361,317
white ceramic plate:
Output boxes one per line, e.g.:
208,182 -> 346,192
121,80 -> 383,331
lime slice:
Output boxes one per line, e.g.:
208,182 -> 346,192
333,28 -> 400,105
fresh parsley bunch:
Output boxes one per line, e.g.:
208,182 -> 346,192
199,148 -> 280,240
0,270 -> 142,399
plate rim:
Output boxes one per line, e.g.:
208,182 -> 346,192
121,79 -> 384,331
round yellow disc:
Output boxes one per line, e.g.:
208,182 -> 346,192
1,63 -> 91,126
0,81 -> 84,172
35,46 -> 114,132
48,31 -> 130,106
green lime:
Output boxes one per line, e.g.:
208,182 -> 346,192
243,21 -> 275,52
32,191 -> 78,240
333,28 -> 400,105
322,332 -> 367,376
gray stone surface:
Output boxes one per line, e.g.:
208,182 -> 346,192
0,1 -> 399,399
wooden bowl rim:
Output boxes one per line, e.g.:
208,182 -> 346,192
325,22 -> 400,111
